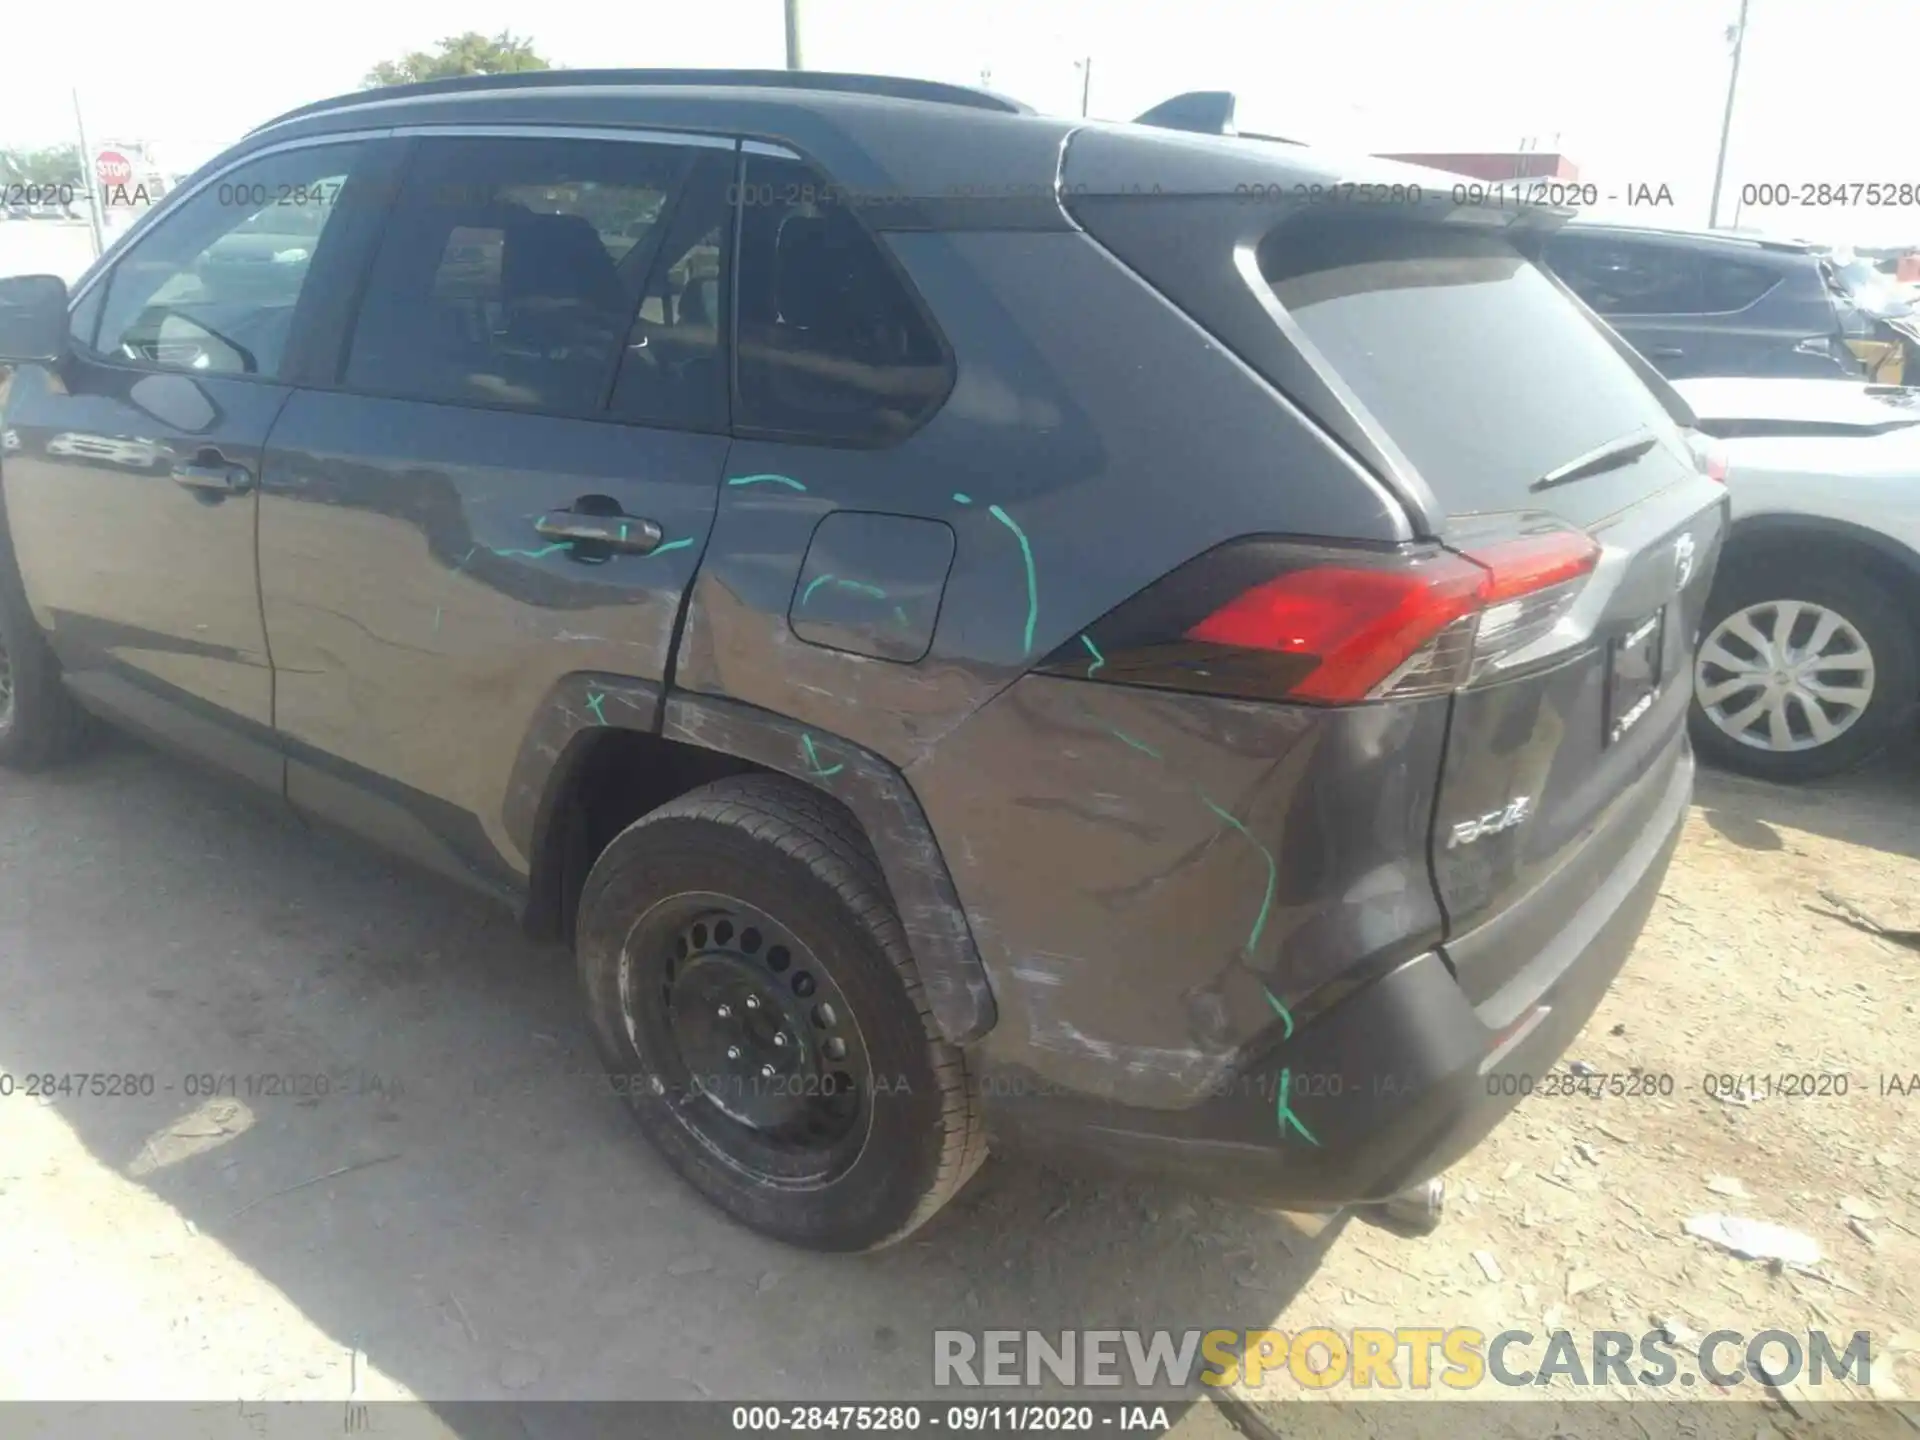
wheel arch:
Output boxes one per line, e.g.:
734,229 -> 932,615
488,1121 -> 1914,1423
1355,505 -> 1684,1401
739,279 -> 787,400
505,676 -> 997,1046
1719,512 -> 1920,616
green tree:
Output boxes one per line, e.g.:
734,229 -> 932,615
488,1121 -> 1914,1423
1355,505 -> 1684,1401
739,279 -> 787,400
0,144 -> 82,187
362,31 -> 552,88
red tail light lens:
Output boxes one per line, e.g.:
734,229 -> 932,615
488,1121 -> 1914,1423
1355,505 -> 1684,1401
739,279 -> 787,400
1185,557 -> 1486,701
1039,532 -> 1602,706
1182,532 -> 1598,702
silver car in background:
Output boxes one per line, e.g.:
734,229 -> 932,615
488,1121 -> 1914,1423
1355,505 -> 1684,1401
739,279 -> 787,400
1675,378 -> 1920,781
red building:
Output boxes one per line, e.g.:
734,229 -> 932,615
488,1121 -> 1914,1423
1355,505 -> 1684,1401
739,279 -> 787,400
1380,152 -> 1581,182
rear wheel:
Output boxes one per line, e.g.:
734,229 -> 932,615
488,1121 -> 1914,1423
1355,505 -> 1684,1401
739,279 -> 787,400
0,560 -> 90,770
575,774 -> 985,1251
1690,564 -> 1917,781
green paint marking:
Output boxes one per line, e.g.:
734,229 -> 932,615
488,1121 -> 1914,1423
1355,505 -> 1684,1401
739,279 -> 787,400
952,492 -> 973,504
649,537 -> 695,556
801,573 -> 836,607
1262,984 -> 1295,1042
987,503 -> 1038,655
491,543 -> 569,560
800,733 -> 844,779
585,692 -> 607,725
619,524 -> 629,543
1199,791 -> 1277,959
728,473 -> 807,491
1276,1069 -> 1320,1146
893,605 -> 911,627
1079,632 -> 1105,678
432,606 -> 443,633
1106,726 -> 1163,762
840,579 -> 888,600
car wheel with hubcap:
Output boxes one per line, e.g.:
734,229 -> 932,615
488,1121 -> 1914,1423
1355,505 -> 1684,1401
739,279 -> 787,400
575,774 -> 985,1251
1689,564 -> 1917,781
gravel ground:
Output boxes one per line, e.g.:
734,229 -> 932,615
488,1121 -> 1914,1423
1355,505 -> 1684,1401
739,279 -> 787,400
1,730 -> 1917,1438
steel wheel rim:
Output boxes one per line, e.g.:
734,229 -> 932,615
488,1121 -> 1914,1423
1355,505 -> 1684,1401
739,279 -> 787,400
1694,598 -> 1876,753
617,890 -> 874,1188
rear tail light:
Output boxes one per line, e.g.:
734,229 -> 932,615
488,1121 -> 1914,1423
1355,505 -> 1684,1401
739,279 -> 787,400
1685,431 -> 1728,483
1039,530 -> 1599,705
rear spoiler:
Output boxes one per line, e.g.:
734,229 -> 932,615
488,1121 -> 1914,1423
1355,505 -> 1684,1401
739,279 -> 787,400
1132,90 -> 1304,146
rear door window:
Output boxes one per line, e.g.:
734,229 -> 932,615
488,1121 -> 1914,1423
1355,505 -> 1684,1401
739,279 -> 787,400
1698,257 -> 1781,313
1262,218 -> 1685,525
1545,233 -> 1704,316
733,153 -> 952,445
343,135 -> 693,417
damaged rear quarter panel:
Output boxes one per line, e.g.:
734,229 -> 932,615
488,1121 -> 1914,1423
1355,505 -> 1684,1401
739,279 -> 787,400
907,675 -> 1451,1110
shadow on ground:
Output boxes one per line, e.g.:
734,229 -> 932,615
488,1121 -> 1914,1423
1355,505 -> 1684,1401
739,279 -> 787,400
0,737 -> 1337,1406
1694,731 -> 1920,865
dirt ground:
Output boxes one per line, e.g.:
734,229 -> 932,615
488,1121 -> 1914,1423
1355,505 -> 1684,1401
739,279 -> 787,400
2,729 -> 1917,1437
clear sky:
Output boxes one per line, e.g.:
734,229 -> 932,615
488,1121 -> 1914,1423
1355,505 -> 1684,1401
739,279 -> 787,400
5,0 -> 1917,244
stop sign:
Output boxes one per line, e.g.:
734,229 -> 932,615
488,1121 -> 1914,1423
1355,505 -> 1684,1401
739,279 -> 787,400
95,150 -> 133,188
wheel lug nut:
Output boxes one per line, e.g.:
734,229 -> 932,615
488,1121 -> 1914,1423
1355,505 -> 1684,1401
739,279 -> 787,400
773,1034 -> 787,1048
717,1004 -> 732,1019
745,996 -> 760,1010
726,1046 -> 741,1061
761,1064 -> 775,1078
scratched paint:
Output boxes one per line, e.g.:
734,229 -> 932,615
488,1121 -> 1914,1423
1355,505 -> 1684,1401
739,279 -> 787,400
728,473 -> 807,491
986,503 -> 1038,656
800,733 -> 845,779
1102,719 -> 1316,1145
585,691 -> 608,726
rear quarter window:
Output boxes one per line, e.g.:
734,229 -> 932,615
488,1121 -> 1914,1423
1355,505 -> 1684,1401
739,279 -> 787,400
1262,217 -> 1685,524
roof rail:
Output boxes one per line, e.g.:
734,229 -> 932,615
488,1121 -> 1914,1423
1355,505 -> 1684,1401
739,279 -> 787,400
252,68 -> 1033,134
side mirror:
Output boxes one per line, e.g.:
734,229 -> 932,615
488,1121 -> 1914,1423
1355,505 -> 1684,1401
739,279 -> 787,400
0,274 -> 71,365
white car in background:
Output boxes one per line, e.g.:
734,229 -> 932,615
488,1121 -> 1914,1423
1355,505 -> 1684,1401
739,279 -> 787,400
1674,377 -> 1920,781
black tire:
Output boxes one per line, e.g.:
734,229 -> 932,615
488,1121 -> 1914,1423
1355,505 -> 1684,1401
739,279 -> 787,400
1689,562 -> 1918,782
0,547 -> 91,771
576,773 -> 985,1251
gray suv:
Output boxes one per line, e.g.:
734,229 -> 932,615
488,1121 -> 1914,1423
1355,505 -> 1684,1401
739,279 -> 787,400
0,70 -> 1727,1251
1544,222 -> 1861,381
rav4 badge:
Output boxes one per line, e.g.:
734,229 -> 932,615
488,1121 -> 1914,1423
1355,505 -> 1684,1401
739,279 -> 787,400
1447,796 -> 1534,849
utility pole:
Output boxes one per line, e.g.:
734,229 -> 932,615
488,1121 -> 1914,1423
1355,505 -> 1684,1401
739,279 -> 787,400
784,0 -> 803,71
71,88 -> 105,259
1077,57 -> 1093,117
1707,0 -> 1751,230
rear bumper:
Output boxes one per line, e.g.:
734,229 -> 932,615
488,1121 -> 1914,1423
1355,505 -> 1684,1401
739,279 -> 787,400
981,741 -> 1691,1208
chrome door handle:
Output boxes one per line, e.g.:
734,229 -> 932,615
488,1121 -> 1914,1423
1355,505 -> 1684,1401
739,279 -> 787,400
533,513 -> 664,555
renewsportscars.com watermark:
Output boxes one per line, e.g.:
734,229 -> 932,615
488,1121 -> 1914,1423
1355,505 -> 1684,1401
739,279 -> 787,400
934,1328 -> 1874,1392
